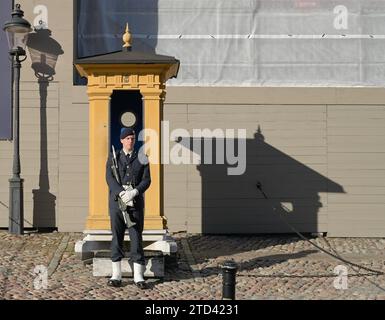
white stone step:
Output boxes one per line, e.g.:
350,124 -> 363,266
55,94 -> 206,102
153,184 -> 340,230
75,230 -> 178,262
93,256 -> 165,278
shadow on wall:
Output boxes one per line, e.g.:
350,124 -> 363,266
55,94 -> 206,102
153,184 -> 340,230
27,28 -> 64,230
178,127 -> 345,234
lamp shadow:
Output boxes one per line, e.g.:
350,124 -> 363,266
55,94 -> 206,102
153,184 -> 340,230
27,28 -> 64,231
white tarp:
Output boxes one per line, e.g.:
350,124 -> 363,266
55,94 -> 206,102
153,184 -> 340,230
77,0 -> 385,87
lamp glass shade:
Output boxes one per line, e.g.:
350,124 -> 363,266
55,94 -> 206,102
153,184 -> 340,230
3,4 -> 32,53
5,27 -> 30,51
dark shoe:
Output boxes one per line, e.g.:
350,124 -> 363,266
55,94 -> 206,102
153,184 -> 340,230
107,279 -> 122,287
134,281 -> 147,290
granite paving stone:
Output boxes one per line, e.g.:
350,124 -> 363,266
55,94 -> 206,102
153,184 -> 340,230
0,230 -> 384,300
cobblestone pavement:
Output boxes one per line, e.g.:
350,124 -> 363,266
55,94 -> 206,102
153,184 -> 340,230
0,230 -> 385,300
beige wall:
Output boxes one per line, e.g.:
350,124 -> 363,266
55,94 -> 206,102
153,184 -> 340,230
0,0 -> 89,231
164,88 -> 385,237
0,1 -> 384,236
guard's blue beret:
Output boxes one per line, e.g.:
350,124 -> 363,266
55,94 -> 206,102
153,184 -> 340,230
120,127 -> 135,139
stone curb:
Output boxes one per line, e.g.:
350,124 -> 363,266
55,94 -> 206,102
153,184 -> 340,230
47,234 -> 70,277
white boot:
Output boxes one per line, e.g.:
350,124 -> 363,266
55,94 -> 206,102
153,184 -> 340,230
133,262 -> 145,283
111,261 -> 122,281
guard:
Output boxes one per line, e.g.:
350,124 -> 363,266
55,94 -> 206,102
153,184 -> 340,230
105,127 -> 151,289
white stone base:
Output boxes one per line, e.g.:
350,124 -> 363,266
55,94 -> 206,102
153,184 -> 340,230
93,256 -> 164,278
75,229 -> 178,262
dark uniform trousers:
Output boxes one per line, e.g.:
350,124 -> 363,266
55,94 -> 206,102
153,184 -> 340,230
106,150 -> 151,265
110,207 -> 144,264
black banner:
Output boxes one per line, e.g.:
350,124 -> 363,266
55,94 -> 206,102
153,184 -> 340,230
74,0 -> 158,85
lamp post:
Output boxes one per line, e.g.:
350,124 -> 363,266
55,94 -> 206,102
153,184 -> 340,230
3,4 -> 31,235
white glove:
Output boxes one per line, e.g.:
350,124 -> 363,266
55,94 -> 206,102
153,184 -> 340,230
119,189 -> 139,205
126,188 -> 139,201
119,190 -> 133,207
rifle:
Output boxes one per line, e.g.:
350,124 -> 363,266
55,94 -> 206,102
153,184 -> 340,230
111,145 -> 136,229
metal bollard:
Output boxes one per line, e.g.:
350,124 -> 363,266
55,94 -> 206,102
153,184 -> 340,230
221,260 -> 238,300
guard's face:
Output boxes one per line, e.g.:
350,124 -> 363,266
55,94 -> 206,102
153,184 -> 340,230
120,134 -> 135,152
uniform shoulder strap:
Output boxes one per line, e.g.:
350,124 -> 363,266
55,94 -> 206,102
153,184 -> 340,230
116,149 -> 123,162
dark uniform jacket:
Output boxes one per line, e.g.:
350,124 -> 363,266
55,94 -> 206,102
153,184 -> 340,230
106,149 -> 151,211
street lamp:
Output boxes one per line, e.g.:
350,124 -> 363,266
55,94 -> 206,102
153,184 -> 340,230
3,4 -> 32,235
